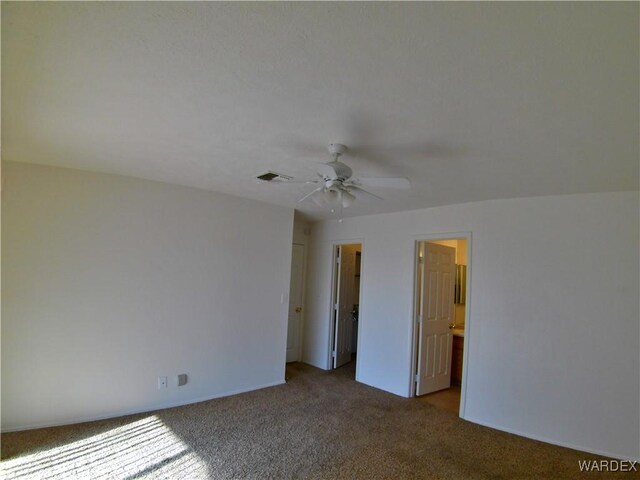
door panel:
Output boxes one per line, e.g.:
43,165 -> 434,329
426,270 -> 438,320
438,334 -> 450,375
416,242 -> 456,395
424,334 -> 435,378
286,244 -> 304,363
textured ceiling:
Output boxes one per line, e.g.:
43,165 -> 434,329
3,2 -> 638,220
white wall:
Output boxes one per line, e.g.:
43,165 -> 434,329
304,191 -> 639,460
2,161 -> 294,431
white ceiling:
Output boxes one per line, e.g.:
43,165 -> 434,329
3,2 -> 638,220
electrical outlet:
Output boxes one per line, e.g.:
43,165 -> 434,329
157,376 -> 167,389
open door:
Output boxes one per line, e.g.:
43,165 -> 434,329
416,242 -> 455,395
286,244 -> 305,363
332,244 -> 359,368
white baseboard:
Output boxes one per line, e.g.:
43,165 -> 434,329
1,380 -> 285,433
461,415 -> 639,462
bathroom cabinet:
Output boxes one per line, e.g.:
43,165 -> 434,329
451,335 -> 464,386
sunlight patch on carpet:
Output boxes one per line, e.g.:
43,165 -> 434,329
1,416 -> 209,479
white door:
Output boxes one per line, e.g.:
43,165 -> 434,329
286,244 -> 305,363
333,244 -> 358,368
416,242 -> 456,395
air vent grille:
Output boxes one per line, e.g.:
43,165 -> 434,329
257,171 -> 292,182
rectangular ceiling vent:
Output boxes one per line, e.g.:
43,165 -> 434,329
256,171 -> 292,182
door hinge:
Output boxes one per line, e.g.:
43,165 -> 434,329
334,303 -> 339,310
416,315 -> 422,325
332,350 -> 337,358
336,255 -> 341,264
415,373 -> 419,382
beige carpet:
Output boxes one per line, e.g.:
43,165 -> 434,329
1,362 -> 617,479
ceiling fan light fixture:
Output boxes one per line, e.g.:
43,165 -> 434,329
341,190 -> 356,208
323,188 -> 341,207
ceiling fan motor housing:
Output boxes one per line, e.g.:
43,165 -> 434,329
317,161 -> 353,182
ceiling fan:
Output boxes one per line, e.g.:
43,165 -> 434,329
263,143 -> 410,209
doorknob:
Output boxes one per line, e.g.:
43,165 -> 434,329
296,307 -> 302,313
448,323 -> 455,329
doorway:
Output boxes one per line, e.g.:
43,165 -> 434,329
329,242 -> 362,376
412,235 -> 470,417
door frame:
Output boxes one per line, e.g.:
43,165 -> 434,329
327,239 -> 365,380
409,231 -> 472,419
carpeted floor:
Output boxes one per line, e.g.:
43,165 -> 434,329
1,362 -> 618,479
421,386 -> 461,415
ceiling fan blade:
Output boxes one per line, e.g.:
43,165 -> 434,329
298,186 -> 324,203
352,177 -> 411,189
272,179 -> 319,184
347,185 -> 383,200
